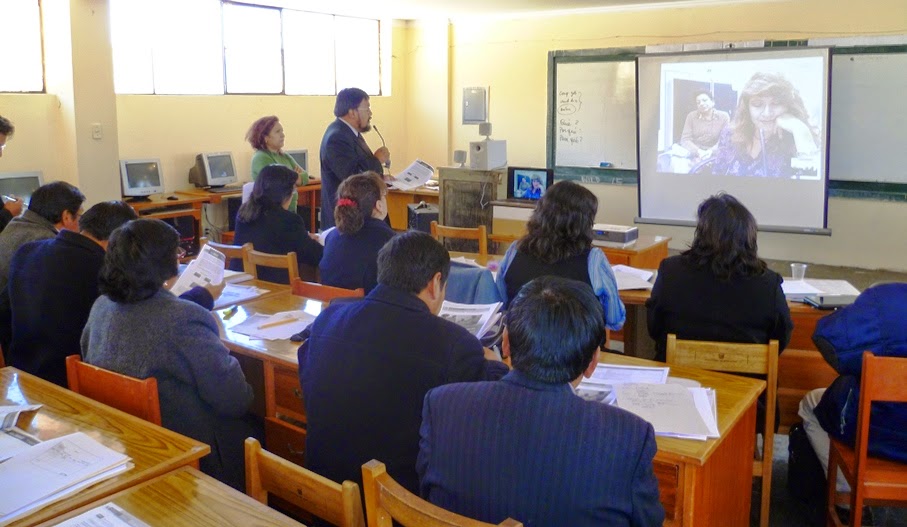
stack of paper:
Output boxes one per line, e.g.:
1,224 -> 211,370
438,301 -> 502,339
576,364 -> 669,404
212,284 -> 270,310
614,383 -> 719,441
229,310 -> 317,340
782,279 -> 860,300
54,503 -> 150,527
611,265 -> 655,290
223,269 -> 253,284
0,405 -> 42,462
0,432 -> 131,524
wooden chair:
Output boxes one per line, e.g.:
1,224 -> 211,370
665,334 -> 778,527
65,355 -> 162,425
430,221 -> 488,257
245,438 -> 365,527
361,460 -> 522,527
206,240 -> 252,270
291,278 -> 364,303
220,231 -> 236,244
826,352 -> 907,527
244,249 -> 300,284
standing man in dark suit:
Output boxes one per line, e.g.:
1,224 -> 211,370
418,276 -> 665,527
299,231 -> 508,495
319,87 -> 389,230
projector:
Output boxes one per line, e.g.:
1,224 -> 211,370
592,224 -> 638,244
469,140 -> 507,170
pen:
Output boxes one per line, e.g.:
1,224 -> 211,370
257,317 -> 298,330
222,305 -> 239,319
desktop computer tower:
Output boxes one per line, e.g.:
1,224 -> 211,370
408,202 -> 438,233
227,197 -> 242,231
161,216 -> 198,256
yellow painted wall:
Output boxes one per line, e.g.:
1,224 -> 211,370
443,0 -> 907,271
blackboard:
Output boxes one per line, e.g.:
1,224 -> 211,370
547,44 -> 907,195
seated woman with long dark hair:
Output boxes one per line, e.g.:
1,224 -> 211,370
82,218 -> 256,490
319,171 -> 394,293
495,180 -> 625,331
646,193 -> 793,361
231,164 -> 323,283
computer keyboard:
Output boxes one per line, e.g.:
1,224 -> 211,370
140,206 -> 192,215
207,186 -> 242,194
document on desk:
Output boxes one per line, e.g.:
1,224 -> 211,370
54,503 -> 151,527
614,383 -> 717,441
575,364 -> 669,404
223,269 -> 253,284
0,432 -> 131,524
782,279 -> 859,300
229,310 -> 315,340
170,244 -> 226,296
389,159 -> 434,191
212,284 -> 270,310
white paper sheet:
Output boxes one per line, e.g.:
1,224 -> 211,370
228,311 -> 316,340
212,284 -> 270,310
171,244 -> 226,296
389,160 -> 435,190
614,383 -> 712,440
53,503 -> 150,527
614,271 -> 654,291
611,265 -> 654,281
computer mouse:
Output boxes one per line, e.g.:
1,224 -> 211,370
166,196 -> 179,201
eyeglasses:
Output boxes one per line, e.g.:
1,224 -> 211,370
355,106 -> 372,114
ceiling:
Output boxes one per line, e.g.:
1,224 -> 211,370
250,0 -> 749,20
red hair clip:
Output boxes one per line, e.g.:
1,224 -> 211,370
337,198 -> 357,207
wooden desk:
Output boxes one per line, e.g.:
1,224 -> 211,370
600,354 -> 764,527
216,279 -> 291,309
387,186 -> 439,230
0,368 -> 210,527
593,235 -> 671,268
177,181 -> 323,233
35,466 -> 305,527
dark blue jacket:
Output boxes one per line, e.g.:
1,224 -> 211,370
231,206 -> 323,284
319,119 -> 384,230
298,284 -> 508,493
319,218 -> 394,294
814,283 -> 907,463
418,371 -> 664,527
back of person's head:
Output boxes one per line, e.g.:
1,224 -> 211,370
508,276 -> 605,384
27,181 -> 86,224
246,115 -> 279,151
334,171 -> 385,235
78,201 -> 138,241
519,180 -> 597,264
334,88 -> 369,118
99,218 -> 179,304
237,164 -> 297,223
683,193 -> 766,280
0,115 -> 13,137
377,230 -> 450,294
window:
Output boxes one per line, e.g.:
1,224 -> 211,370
110,1 -> 383,96
0,0 -> 43,92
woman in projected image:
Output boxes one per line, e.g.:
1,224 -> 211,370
246,115 -> 310,212
495,181 -> 625,331
711,72 -> 820,178
526,176 -> 544,200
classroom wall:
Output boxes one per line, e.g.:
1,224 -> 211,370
442,0 -> 907,271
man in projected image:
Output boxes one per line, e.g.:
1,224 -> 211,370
679,91 -> 729,163
320,88 -> 390,230
711,72 -> 820,178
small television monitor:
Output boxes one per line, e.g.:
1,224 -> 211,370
507,167 -> 554,201
119,159 -> 164,201
188,152 -> 238,188
285,149 -> 308,172
0,171 -> 44,205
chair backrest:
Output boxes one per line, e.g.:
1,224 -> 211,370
65,355 -> 162,425
430,221 -> 488,257
853,351 -> 907,469
361,460 -> 522,527
245,438 -> 364,527
244,249 -> 300,283
206,241 -> 253,270
291,278 -> 364,302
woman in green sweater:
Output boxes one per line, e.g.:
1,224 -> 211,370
245,115 -> 309,211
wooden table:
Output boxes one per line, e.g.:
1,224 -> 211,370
593,234 -> 671,268
215,279 -> 291,309
178,181 -> 323,233
387,186 -> 439,230
0,368 -> 210,527
35,466 -> 305,527
600,354 -> 764,527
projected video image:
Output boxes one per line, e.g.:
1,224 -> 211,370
512,170 -> 548,200
125,162 -> 162,188
655,57 -> 825,180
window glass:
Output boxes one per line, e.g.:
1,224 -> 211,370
110,0 -> 153,93
224,3 -> 283,93
151,0 -> 224,95
335,16 -> 380,95
0,0 -> 44,92
283,10 -> 335,95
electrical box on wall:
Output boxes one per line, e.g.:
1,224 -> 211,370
463,87 -> 487,124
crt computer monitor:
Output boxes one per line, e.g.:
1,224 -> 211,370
119,159 -> 164,200
285,149 -> 308,172
0,171 -> 45,205
188,152 -> 238,188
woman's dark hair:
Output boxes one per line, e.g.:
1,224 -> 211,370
517,180 -> 597,264
508,276 -> 605,384
237,164 -> 298,223
730,72 -> 818,151
99,218 -> 179,304
334,171 -> 385,235
683,193 -> 766,280
245,115 -> 280,151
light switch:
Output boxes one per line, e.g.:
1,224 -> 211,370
91,123 -> 102,140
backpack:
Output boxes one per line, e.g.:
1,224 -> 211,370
787,422 -> 827,504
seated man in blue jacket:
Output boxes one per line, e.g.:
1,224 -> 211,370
417,276 -> 664,527
799,283 -> 907,494
299,231 -> 508,496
